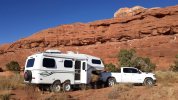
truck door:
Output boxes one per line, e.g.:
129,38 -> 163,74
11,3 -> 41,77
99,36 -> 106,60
80,61 -> 87,84
130,69 -> 143,83
122,68 -> 132,83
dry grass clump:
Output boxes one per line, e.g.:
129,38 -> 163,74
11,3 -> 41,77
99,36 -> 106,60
137,85 -> 178,100
44,92 -> 74,100
108,84 -> 133,99
23,84 -> 39,100
0,91 -> 11,100
0,74 -> 24,90
155,71 -> 178,86
108,83 -> 178,100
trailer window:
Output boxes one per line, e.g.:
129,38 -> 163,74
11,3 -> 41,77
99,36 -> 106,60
64,60 -> 73,68
26,58 -> 35,68
92,59 -> 101,64
82,62 -> 86,70
43,58 -> 56,68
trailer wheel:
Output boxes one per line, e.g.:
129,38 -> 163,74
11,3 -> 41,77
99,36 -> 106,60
144,78 -> 154,87
63,82 -> 71,92
24,70 -> 32,82
51,81 -> 61,92
107,78 -> 116,87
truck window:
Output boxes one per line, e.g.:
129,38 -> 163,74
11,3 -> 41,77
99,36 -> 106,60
64,60 -> 73,68
26,58 -> 35,68
123,68 -> 132,73
123,68 -> 138,73
92,59 -> 101,64
131,69 -> 138,73
43,58 -> 56,68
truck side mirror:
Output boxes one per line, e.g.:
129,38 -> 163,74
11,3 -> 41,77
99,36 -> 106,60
138,71 -> 141,74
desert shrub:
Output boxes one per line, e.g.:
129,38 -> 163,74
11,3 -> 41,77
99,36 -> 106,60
117,49 -> 156,72
169,55 -> 178,72
132,57 -> 156,72
0,74 -> 23,90
44,93 -> 73,100
118,49 -> 136,67
0,93 -> 10,100
155,71 -> 178,84
105,63 -> 119,72
108,84 -> 133,99
6,61 -> 20,72
24,84 -> 39,100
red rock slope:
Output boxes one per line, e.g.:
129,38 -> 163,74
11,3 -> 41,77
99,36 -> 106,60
0,5 -> 178,70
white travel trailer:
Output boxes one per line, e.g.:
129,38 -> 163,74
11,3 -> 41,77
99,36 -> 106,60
24,50 -> 104,92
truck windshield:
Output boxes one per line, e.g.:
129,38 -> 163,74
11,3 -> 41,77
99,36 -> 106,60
26,58 -> 35,68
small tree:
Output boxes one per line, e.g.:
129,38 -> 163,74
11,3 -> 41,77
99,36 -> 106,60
117,49 -> 136,67
105,63 -> 119,72
6,61 -> 20,72
170,55 -> 178,72
117,49 -> 156,72
132,57 -> 156,72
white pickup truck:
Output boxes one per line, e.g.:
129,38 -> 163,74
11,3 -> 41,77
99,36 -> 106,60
100,67 -> 156,86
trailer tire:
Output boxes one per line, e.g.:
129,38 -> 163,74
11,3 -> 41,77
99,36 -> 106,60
107,77 -> 116,87
63,81 -> 71,92
51,81 -> 61,92
144,78 -> 154,87
24,70 -> 32,82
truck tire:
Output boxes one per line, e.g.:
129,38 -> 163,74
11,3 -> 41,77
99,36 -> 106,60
144,78 -> 154,87
51,81 -> 61,92
24,70 -> 32,82
62,82 -> 71,92
107,78 -> 116,87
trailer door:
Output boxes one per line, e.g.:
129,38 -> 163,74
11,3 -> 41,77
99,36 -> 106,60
74,60 -> 81,83
80,61 -> 87,84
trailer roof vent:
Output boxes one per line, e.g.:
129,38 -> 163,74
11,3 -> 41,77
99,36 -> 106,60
67,51 -> 75,54
45,50 -> 62,54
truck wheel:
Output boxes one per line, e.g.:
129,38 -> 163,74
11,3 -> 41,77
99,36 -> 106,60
108,78 -> 116,87
63,82 -> 71,92
144,78 -> 154,87
51,81 -> 61,92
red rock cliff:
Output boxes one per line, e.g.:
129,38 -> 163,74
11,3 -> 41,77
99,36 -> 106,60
0,5 -> 178,70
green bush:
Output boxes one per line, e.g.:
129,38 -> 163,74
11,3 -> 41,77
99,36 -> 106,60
117,49 -> 136,67
6,61 -> 20,72
117,49 -> 156,72
105,63 -> 119,72
169,55 -> 178,72
132,57 -> 156,72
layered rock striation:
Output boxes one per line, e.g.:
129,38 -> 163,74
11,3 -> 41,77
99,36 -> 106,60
0,5 -> 178,70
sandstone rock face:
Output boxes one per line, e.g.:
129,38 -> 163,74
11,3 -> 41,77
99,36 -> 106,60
0,5 -> 178,70
114,6 -> 146,18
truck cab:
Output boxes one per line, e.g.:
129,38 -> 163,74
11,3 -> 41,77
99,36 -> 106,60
100,67 -> 156,87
